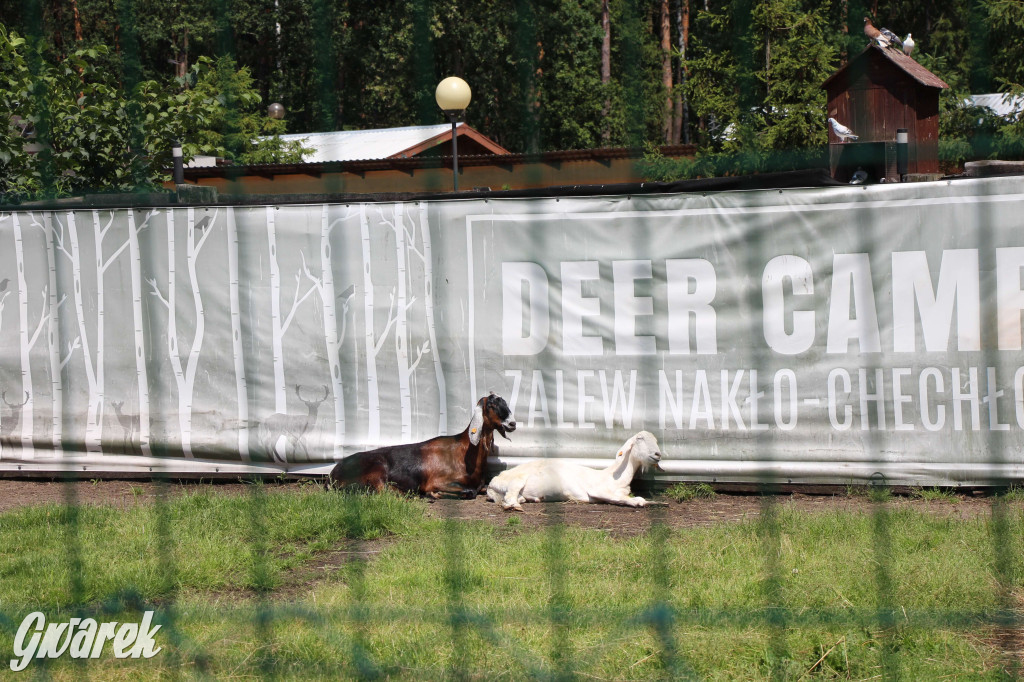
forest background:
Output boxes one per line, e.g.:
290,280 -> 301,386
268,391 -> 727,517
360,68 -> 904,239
2,0 -> 1024,199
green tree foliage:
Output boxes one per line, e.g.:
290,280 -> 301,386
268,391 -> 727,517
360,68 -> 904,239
0,27 -> 192,198
5,0 -> 1024,189
0,27 -> 305,200
644,0 -> 835,179
185,56 -> 309,164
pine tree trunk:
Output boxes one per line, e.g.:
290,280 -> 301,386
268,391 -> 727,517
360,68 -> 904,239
660,0 -> 673,143
676,0 -> 691,145
175,30 -> 189,80
841,0 -> 849,66
70,0 -> 83,42
601,0 -> 612,144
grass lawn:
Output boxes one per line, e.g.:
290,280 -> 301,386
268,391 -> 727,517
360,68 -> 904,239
0,484 -> 1020,680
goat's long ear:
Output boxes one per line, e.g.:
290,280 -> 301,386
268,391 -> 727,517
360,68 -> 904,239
468,403 -> 484,445
617,434 -> 637,459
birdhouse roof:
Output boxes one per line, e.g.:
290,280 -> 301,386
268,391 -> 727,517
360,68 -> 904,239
822,45 -> 949,91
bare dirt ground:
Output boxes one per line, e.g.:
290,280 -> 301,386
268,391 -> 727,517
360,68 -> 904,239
0,478 -> 1007,536
427,489 -> 1007,537
0,479 -> 256,512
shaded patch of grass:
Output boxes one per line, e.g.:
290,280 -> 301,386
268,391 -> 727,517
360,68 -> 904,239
911,487 -> 960,503
1000,485 -> 1024,503
664,482 -> 717,502
846,484 -> 893,503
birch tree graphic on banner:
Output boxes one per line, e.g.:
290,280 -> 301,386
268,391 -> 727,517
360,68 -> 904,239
359,204 -> 384,443
378,204 -> 431,441
126,209 -> 158,457
264,206 -> 318,461
0,219 -> 15,457
30,212 -> 73,451
298,205 -> 355,459
225,208 -> 249,460
361,204 -> 421,444
57,210 -> 134,453
148,208 -> 215,458
9,214 -> 49,458
416,202 -> 447,435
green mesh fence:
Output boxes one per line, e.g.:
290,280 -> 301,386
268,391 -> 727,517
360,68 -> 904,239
1,1 -> 1023,679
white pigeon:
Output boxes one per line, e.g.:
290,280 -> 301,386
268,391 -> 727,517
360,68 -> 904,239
850,168 -> 869,185
828,117 -> 859,143
902,33 -> 915,56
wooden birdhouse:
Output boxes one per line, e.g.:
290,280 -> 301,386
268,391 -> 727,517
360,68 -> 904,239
822,45 -> 949,182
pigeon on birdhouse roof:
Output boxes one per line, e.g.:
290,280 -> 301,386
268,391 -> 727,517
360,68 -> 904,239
864,17 -> 903,51
903,34 -> 915,56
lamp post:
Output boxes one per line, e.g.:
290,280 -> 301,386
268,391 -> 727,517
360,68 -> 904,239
435,76 -> 471,191
268,103 -> 286,120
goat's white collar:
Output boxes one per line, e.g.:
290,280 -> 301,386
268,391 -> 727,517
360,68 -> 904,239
468,404 -> 484,445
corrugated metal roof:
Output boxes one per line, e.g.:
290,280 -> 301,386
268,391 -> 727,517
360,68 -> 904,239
273,124 -> 460,162
968,93 -> 1024,118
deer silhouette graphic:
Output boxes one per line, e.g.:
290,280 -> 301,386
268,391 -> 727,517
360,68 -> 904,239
111,400 -> 140,455
258,385 -> 330,462
0,390 -> 30,451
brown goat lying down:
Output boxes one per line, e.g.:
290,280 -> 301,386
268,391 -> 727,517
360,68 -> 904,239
329,394 -> 516,498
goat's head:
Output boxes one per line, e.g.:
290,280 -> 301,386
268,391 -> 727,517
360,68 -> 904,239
468,393 -> 516,444
617,430 -> 664,472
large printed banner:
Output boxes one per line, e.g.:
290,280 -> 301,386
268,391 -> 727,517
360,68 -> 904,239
2,177 -> 1024,484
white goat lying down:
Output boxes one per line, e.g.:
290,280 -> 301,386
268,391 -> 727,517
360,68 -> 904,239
486,431 -> 664,511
